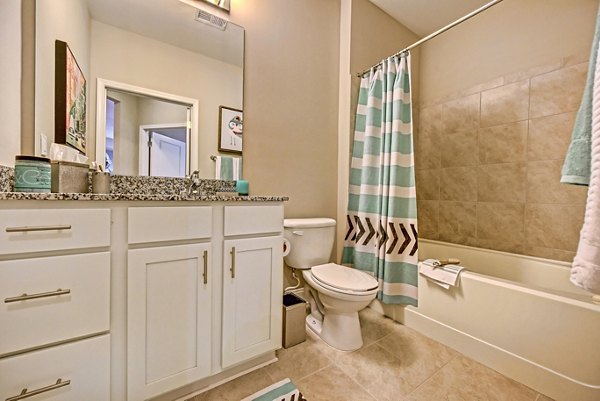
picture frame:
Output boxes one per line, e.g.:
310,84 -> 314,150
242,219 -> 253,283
55,40 -> 87,154
218,106 -> 243,154
199,0 -> 231,13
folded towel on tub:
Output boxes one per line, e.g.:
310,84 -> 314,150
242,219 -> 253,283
419,259 -> 466,289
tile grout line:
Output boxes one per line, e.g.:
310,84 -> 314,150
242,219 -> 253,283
402,353 -> 460,399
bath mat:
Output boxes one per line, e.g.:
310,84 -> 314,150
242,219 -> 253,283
241,378 -> 306,401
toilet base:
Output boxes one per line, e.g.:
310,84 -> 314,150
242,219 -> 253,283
306,312 -> 364,352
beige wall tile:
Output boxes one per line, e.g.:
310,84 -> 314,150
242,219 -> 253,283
476,238 -> 524,254
439,201 -> 477,246
528,112 -> 576,161
524,246 -> 575,263
417,200 -> 439,240
527,160 -> 588,204
416,169 -> 440,200
525,203 -> 585,251
480,80 -> 530,127
441,130 -> 478,167
416,105 -> 442,170
530,62 -> 587,118
440,167 -> 478,201
478,163 -> 526,203
441,93 -> 480,134
479,121 -> 528,164
477,202 -> 525,245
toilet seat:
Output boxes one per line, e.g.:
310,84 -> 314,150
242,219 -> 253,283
310,263 -> 379,295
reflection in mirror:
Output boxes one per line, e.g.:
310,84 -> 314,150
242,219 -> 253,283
35,0 -> 244,178
103,85 -> 195,178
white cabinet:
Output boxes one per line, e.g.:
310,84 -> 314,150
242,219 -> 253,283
222,236 -> 283,368
126,204 -> 214,400
127,243 -> 212,400
0,207 -> 112,400
0,335 -> 110,401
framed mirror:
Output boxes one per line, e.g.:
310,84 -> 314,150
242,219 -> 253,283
35,0 -> 244,178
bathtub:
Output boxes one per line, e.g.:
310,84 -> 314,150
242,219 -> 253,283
403,239 -> 600,401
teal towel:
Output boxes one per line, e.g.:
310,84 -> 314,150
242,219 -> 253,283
216,156 -> 242,180
561,5 -> 600,186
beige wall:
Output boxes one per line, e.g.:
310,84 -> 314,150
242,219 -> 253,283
90,20 -> 242,178
232,0 -> 341,219
419,0 -> 599,104
109,91 -> 140,176
35,0 -> 90,155
0,0 -> 22,166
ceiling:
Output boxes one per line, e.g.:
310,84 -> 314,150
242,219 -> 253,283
84,0 -> 244,67
369,0 -> 494,37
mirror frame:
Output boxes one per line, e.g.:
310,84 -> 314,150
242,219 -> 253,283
95,78 -> 199,176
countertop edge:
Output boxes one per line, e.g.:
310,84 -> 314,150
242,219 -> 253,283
0,192 -> 289,202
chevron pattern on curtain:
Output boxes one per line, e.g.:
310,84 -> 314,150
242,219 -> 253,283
342,53 -> 418,306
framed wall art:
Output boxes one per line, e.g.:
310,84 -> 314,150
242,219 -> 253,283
55,40 -> 87,154
218,106 -> 243,154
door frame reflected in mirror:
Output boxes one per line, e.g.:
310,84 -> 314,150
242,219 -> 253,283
95,78 -> 199,176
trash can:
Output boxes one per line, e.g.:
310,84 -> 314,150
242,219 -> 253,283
282,293 -> 307,348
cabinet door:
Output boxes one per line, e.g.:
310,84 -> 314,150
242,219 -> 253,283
222,236 -> 283,368
127,244 -> 212,400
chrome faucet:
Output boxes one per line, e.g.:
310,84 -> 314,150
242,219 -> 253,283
186,170 -> 202,196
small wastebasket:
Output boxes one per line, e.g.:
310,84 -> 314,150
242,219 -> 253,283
282,293 -> 307,348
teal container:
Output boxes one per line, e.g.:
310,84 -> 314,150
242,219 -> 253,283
14,155 -> 51,193
236,179 -> 249,196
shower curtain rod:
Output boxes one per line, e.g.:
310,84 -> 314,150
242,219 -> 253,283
357,0 -> 504,77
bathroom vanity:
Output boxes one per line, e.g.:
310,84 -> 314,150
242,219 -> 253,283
0,192 -> 286,401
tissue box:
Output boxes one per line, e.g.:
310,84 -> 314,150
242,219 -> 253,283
51,161 -> 89,193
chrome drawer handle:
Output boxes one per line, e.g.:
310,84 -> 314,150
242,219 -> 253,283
203,250 -> 208,285
4,289 -> 71,303
6,378 -> 71,401
230,247 -> 236,279
5,224 -> 72,233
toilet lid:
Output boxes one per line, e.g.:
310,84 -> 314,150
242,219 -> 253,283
311,263 -> 379,292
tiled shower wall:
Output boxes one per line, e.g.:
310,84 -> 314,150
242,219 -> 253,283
415,57 -> 589,262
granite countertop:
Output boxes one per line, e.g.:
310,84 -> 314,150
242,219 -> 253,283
0,165 -> 288,202
0,192 -> 288,202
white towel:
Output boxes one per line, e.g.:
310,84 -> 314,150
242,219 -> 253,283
571,39 -> 600,294
419,259 -> 465,289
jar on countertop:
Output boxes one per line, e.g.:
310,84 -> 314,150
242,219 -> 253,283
14,155 -> 51,193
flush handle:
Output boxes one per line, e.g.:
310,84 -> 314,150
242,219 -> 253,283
292,230 -> 304,236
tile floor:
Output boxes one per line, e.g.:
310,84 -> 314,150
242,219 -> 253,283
187,308 -> 554,401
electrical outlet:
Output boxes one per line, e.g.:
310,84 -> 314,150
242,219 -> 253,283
40,133 -> 48,157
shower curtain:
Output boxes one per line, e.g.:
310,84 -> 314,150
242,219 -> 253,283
342,53 -> 418,306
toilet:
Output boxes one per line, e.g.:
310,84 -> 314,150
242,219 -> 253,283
283,218 -> 379,351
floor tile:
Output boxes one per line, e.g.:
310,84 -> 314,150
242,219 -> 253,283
297,365 -> 376,401
359,306 -> 396,346
404,356 -> 538,401
189,369 -> 274,401
263,328 -> 333,383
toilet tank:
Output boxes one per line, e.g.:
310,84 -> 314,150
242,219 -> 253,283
284,218 -> 336,270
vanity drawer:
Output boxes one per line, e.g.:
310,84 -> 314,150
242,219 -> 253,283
0,334 -> 110,401
128,206 -> 212,244
0,252 -> 110,356
0,209 -> 111,256
224,205 -> 284,236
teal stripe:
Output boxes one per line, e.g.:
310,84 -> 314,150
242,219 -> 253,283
347,194 -> 417,218
355,114 -> 366,132
350,166 -> 415,187
251,381 -> 297,401
220,156 -> 234,180
365,106 -> 382,128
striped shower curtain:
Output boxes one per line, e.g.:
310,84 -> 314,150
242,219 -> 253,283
342,53 -> 418,306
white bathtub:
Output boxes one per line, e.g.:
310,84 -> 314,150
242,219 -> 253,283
404,239 -> 600,401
